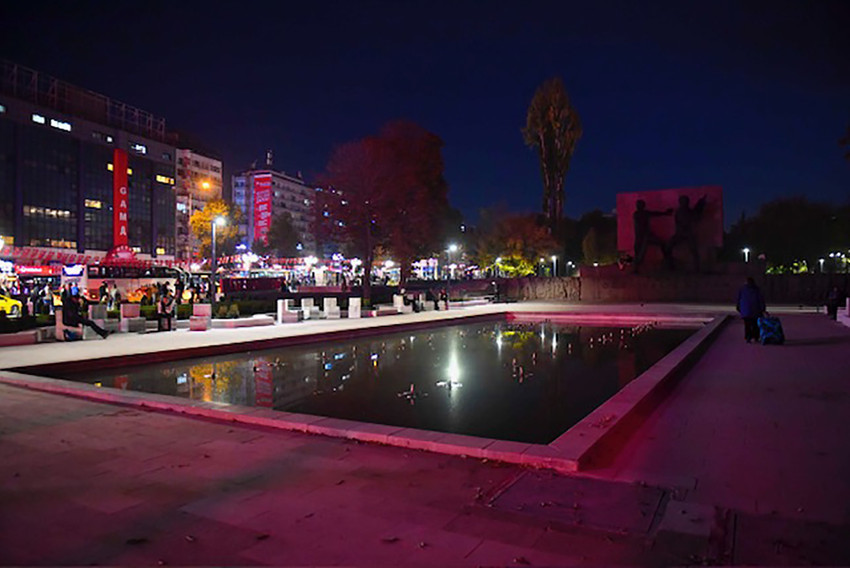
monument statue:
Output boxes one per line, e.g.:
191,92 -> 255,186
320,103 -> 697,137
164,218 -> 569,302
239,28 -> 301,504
666,194 -> 707,272
632,199 -> 672,273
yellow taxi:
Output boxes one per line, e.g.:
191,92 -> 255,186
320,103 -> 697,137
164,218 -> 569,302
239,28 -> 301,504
0,294 -> 22,318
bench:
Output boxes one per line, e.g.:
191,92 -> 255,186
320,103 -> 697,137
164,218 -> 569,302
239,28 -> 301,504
300,298 -> 320,320
276,299 -> 303,323
119,303 -> 147,333
189,303 -> 212,331
88,304 -> 119,336
392,294 -> 413,314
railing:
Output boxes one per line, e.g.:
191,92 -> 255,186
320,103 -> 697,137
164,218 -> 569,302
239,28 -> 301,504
1,59 -> 167,142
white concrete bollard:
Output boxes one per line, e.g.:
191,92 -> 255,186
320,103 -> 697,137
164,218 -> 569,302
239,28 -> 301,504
348,297 -> 361,319
323,297 -> 341,319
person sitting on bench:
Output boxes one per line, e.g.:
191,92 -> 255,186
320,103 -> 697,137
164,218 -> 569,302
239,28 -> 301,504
63,294 -> 110,340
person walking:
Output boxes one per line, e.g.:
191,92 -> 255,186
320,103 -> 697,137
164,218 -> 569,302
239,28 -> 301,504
826,285 -> 844,321
736,277 -> 766,343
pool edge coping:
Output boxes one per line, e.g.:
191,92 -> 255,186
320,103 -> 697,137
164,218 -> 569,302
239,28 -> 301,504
0,313 -> 728,474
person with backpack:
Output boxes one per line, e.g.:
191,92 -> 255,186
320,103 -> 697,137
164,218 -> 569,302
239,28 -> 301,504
736,277 -> 766,343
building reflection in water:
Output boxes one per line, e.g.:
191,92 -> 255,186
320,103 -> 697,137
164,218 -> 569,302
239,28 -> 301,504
65,320 -> 695,444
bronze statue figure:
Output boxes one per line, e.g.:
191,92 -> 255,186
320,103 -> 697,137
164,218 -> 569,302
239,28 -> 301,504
666,194 -> 707,272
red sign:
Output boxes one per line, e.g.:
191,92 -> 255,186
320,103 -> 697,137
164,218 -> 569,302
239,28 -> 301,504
253,173 -> 273,245
15,265 -> 60,276
104,244 -> 137,264
113,149 -> 129,246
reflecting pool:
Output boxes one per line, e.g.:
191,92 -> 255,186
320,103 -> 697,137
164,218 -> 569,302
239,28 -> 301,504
52,320 -> 695,443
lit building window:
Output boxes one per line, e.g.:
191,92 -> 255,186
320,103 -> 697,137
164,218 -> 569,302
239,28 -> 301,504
32,114 -> 46,124
156,247 -> 166,255
130,143 -> 147,154
49,118 -> 72,132
92,132 -> 114,144
107,164 -> 133,175
85,199 -> 103,209
156,174 -> 175,185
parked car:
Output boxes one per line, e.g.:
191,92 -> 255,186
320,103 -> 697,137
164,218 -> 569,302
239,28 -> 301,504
0,294 -> 22,318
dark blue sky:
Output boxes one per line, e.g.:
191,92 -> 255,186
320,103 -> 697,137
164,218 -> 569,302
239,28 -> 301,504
4,0 -> 849,226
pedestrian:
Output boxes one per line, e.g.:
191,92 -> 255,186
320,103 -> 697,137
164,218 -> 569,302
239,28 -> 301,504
158,289 -> 175,331
63,294 -> 110,339
736,277 -> 766,343
826,285 -> 844,321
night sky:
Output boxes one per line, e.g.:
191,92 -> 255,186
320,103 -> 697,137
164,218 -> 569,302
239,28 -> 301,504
4,1 -> 849,226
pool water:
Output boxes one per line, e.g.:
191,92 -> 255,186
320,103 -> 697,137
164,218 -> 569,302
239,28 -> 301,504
51,320 -> 695,444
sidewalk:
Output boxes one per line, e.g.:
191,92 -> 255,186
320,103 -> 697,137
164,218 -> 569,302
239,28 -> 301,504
1,310 -> 849,565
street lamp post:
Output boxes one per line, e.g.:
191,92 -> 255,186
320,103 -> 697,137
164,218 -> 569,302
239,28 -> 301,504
819,258 -> 825,273
447,243 -> 458,280
742,247 -> 750,263
211,216 -> 226,313
551,255 -> 557,277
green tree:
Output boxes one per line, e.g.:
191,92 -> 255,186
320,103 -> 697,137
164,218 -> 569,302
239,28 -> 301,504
523,77 -> 583,233
725,197 -> 842,271
262,212 -> 301,257
577,210 -> 618,265
189,199 -> 242,259
472,209 -> 557,277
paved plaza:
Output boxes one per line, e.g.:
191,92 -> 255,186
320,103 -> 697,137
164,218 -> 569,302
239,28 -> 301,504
1,304 -> 849,565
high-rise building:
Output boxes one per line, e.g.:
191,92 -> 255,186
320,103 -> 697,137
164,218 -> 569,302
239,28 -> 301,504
232,157 -> 315,255
175,148 -> 222,260
0,60 -> 177,260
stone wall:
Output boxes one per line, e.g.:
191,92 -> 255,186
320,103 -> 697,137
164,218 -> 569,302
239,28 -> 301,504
497,273 -> 849,305
500,277 -> 581,301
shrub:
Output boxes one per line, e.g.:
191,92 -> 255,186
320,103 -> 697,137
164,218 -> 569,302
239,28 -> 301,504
36,314 -> 55,327
226,303 -> 240,319
176,304 -> 192,320
140,305 -> 158,320
216,305 -> 228,319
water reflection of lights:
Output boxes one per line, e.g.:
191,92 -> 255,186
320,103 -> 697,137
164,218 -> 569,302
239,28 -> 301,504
496,332 -> 503,350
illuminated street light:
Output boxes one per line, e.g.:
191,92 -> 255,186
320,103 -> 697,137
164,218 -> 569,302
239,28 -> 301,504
211,216 -> 227,311
202,181 -> 211,189
551,255 -> 557,277
742,247 -> 750,263
819,258 -> 825,272
448,243 -> 458,253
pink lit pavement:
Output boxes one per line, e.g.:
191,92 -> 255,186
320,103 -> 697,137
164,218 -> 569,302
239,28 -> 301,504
1,303 -> 850,565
